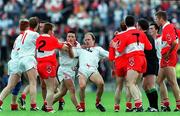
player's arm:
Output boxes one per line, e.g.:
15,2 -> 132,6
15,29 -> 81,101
108,46 -> 115,61
99,47 -> 109,59
143,33 -> 152,50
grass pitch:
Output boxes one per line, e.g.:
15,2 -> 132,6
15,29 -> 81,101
0,91 -> 179,116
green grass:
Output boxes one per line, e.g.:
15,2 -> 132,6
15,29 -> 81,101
0,91 -> 179,116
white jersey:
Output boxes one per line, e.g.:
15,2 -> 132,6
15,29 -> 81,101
155,36 -> 162,60
73,46 -> 109,69
18,29 -> 39,58
10,33 -> 23,59
59,42 -> 80,68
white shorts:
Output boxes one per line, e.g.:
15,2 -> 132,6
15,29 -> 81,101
78,67 -> 98,79
8,59 -> 22,75
18,56 -> 37,72
57,66 -> 76,82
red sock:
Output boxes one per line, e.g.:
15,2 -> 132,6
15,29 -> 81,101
59,98 -> 64,103
135,101 -> 142,108
176,100 -> 180,109
44,101 -> 47,105
76,104 -> 81,109
0,100 -> 3,106
126,102 -> 132,109
96,97 -> 101,105
80,102 -> 85,109
114,104 -> 120,110
163,98 -> 170,107
21,93 -> 26,100
31,103 -> 36,108
11,104 -> 18,110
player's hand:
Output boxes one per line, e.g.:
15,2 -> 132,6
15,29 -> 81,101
65,42 -> 72,48
162,52 -> 170,61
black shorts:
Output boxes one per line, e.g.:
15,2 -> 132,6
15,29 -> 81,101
143,59 -> 159,77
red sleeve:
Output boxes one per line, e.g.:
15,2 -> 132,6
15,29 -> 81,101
52,36 -> 64,49
143,33 -> 152,50
162,25 -> 177,45
108,47 -> 115,61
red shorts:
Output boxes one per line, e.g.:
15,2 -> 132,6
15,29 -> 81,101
126,55 -> 147,73
37,62 -> 57,79
160,53 -> 178,68
114,57 -> 127,77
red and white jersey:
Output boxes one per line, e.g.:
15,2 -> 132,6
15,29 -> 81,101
109,31 -> 127,69
18,29 -> 39,58
36,34 -> 64,65
59,41 -> 80,68
10,33 -> 23,59
73,46 -> 108,69
161,22 -> 178,55
117,27 -> 152,57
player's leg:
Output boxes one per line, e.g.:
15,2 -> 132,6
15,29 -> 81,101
165,67 -> 180,111
126,69 -> 143,112
78,74 -> 87,111
44,77 -> 55,112
143,75 -> 158,111
53,81 -> 67,111
114,77 -> 123,112
64,78 -> 82,112
125,85 -> 133,112
0,74 -> 20,111
40,78 -> 46,101
90,72 -> 106,112
157,68 -> 170,111
18,85 -> 29,110
26,68 -> 38,110
11,80 -> 22,111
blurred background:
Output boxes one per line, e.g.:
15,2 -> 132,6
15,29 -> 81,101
0,0 -> 180,90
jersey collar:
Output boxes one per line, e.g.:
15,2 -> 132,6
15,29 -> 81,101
162,21 -> 170,29
127,26 -> 136,31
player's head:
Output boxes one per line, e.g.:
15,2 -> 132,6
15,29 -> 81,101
125,15 -> 135,27
155,10 -> 167,26
66,30 -> 76,45
149,23 -> 159,36
43,22 -> 54,35
137,18 -> 149,31
39,20 -> 46,34
19,18 -> 29,32
120,21 -> 127,31
29,17 -> 39,31
84,32 -> 96,47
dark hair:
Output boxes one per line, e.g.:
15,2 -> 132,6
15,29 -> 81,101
67,30 -> 76,37
43,22 -> 54,34
29,17 -> 39,29
19,19 -> 29,31
125,15 -> 135,27
150,23 -> 159,32
120,21 -> 127,31
155,10 -> 167,21
138,18 -> 149,31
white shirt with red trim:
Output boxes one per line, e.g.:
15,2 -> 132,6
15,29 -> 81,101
73,46 -> 108,69
10,33 -> 23,59
18,29 -> 39,58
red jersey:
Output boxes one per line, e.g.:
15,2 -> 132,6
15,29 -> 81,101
109,32 -> 127,69
36,34 -> 64,65
117,27 -> 152,57
161,22 -> 178,55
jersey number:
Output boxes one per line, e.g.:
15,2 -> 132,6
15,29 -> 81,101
38,40 -> 46,53
21,32 -> 27,44
132,33 -> 140,45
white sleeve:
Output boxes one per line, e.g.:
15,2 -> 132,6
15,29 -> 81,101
99,47 -> 109,58
72,47 -> 81,57
32,32 -> 39,43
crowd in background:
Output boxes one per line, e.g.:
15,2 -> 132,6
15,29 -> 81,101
0,0 -> 180,90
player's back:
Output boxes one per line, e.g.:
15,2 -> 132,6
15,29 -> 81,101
36,34 -> 63,64
19,29 -> 39,58
118,28 -> 152,57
